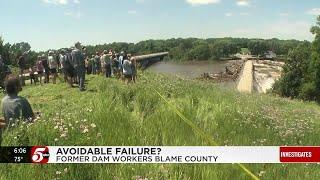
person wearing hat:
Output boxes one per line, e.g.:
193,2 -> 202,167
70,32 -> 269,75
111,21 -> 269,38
71,42 -> 86,91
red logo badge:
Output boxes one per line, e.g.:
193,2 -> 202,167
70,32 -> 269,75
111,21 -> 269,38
31,146 -> 50,163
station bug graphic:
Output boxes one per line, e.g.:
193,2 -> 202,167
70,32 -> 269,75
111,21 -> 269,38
31,146 -> 50,163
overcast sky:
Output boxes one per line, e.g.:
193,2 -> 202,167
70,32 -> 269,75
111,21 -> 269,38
0,0 -> 319,51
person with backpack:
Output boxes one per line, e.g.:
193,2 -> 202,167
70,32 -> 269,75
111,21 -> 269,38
60,49 -> 75,87
111,54 -> 120,78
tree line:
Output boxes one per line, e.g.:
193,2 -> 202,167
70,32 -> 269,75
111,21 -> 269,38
1,37 -> 306,68
85,38 -> 304,61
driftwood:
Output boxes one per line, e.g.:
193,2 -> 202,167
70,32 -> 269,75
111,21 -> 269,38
197,61 -> 244,82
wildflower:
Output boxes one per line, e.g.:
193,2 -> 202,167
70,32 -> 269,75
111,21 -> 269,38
64,168 -> 68,173
68,123 -> 72,127
82,128 -> 89,134
54,138 -> 59,142
75,121 -> 79,124
90,123 -> 96,128
56,171 -> 61,175
60,133 -> 67,138
54,126 -> 59,130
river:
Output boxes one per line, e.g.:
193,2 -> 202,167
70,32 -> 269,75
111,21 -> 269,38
148,60 -> 238,88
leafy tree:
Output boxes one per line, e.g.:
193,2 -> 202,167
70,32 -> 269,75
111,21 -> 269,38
273,42 -> 311,98
273,15 -> 320,102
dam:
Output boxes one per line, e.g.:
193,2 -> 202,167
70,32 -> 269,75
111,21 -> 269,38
237,60 -> 284,93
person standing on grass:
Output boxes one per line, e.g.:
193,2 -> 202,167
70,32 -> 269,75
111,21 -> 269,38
29,67 -> 36,85
100,52 -> 106,76
91,55 -> 96,75
59,50 -> 68,83
87,56 -> 92,74
101,50 -> 111,78
36,56 -> 44,85
66,48 -> 78,85
122,55 -> 133,84
48,51 -> 58,84
85,56 -> 90,74
41,54 -> 50,84
130,57 -> 137,83
95,52 -> 101,75
17,53 -> 26,86
63,52 -> 75,87
72,42 -> 86,91
0,75 -> 34,145
111,54 -> 119,78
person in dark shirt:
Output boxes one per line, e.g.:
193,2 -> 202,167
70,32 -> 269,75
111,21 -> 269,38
41,54 -> 50,83
71,42 -> 85,91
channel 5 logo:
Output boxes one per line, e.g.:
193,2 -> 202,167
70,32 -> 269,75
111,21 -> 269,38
31,146 -> 50,163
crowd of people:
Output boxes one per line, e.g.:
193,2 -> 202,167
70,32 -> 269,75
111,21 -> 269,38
15,42 -> 138,91
0,42 -> 138,144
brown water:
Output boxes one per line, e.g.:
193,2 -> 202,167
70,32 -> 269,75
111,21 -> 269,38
148,60 -> 238,88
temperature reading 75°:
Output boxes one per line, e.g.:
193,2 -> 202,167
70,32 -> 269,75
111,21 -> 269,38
14,157 -> 23,163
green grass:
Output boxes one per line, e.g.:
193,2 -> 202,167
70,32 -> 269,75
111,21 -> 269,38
1,71 -> 320,180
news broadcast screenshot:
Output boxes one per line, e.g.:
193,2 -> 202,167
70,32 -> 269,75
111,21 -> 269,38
0,0 -> 320,179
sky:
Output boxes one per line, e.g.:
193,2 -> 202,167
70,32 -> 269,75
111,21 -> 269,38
0,0 -> 319,51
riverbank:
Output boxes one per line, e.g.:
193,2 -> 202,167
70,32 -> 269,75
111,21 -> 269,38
0,72 -> 319,179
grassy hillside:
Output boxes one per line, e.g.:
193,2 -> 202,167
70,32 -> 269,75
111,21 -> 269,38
1,72 -> 320,180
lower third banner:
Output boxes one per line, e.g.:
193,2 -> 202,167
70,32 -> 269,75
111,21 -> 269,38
26,146 -> 320,164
